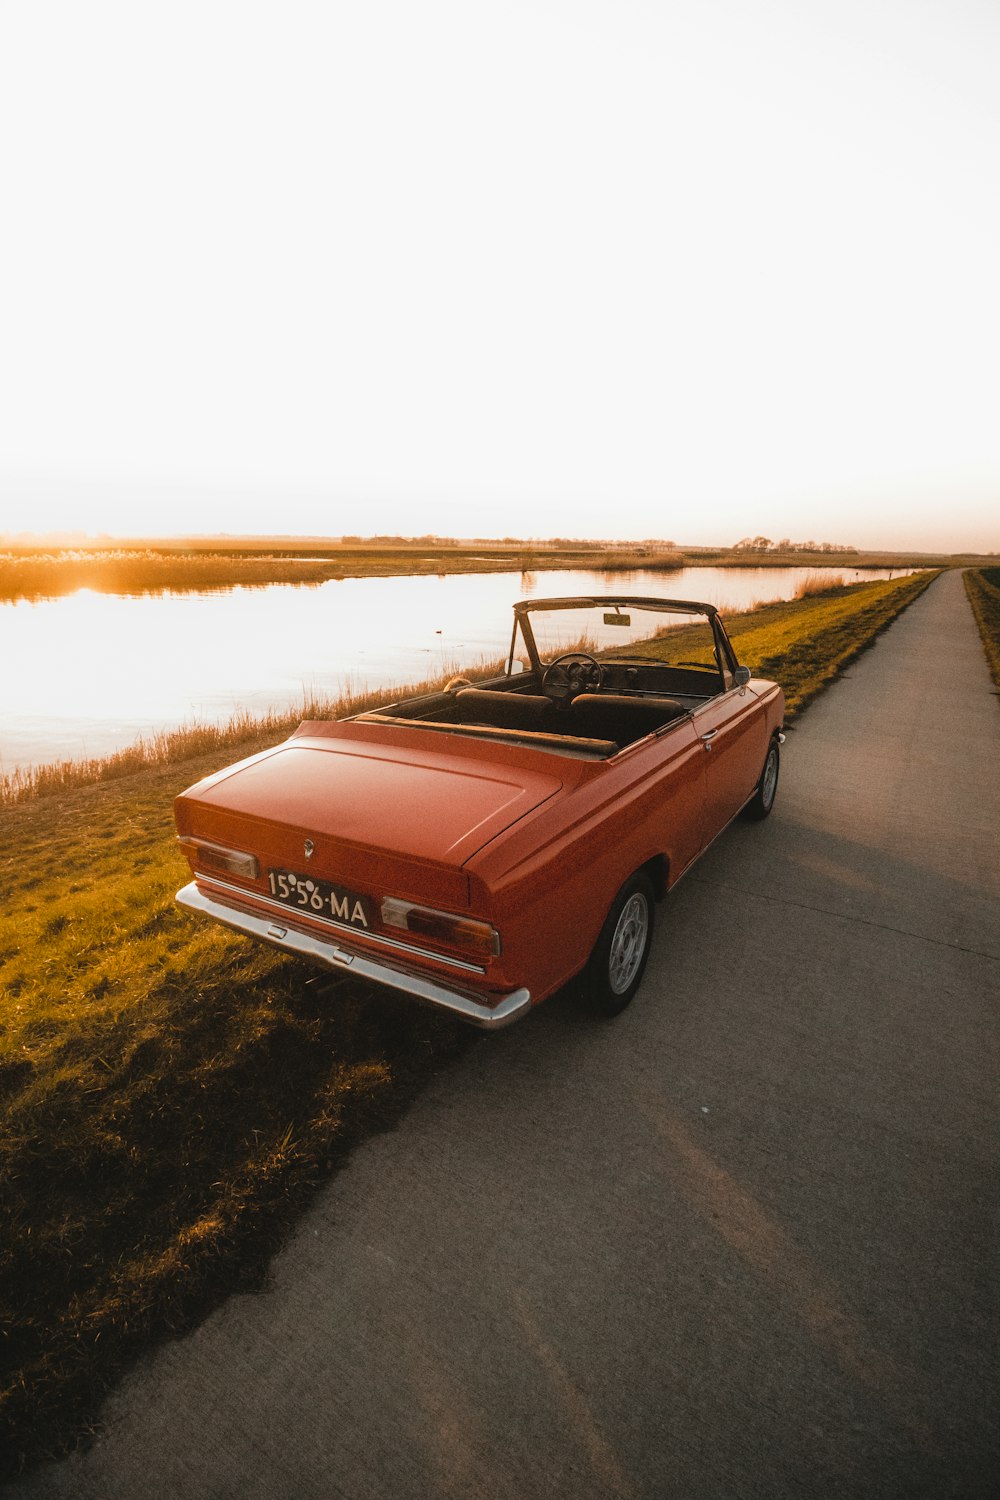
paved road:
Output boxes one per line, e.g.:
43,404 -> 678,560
14,570 -> 999,1500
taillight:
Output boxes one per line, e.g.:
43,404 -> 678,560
380,897 -> 500,959
177,836 -> 259,881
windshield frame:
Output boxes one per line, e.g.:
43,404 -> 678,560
508,595 -> 739,684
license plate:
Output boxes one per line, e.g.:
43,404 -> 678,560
266,869 -> 376,932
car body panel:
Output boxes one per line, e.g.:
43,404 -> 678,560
461,714 -> 710,1003
689,687 -> 770,830
181,723 -> 565,869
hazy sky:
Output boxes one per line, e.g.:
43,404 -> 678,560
1,0 -> 998,550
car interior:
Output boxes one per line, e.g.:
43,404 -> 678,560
353,599 -> 736,758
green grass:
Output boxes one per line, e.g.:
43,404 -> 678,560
963,567 -> 1000,692
723,569 -> 938,717
0,567 -> 938,1477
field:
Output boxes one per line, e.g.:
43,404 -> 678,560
0,569 -> 937,1476
0,544 -> 685,601
963,567 -> 1000,690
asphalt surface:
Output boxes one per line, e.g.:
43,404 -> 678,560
13,570 -> 999,1500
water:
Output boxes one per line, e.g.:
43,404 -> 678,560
0,564 -> 915,774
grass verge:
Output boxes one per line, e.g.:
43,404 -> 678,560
722,568 -> 938,718
963,567 -> 1000,691
0,567 -> 937,1477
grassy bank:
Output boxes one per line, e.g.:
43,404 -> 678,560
963,567 -> 1000,691
724,568 -> 938,716
0,568 -> 936,1476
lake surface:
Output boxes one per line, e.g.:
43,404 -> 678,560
1,564 -> 915,774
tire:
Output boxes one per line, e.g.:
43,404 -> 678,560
742,736 -> 780,821
580,871 -> 655,1017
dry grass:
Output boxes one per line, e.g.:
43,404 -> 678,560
1,707 -> 300,805
2,545 -> 987,607
0,670 -> 497,808
792,572 -> 846,598
0,549 -> 346,599
593,549 -> 685,571
963,567 -> 1000,691
0,545 -> 691,602
3,690 -> 410,810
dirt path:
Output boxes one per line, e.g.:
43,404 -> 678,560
15,570 -> 999,1500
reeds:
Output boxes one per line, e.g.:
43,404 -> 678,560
0,668 -> 504,808
793,572 -> 846,599
0,707 -> 303,805
594,549 -> 684,571
0,544 -> 693,602
0,549 -> 345,600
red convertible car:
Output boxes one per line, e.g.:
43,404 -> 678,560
175,596 -> 784,1027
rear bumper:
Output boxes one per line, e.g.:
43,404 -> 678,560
175,881 -> 533,1030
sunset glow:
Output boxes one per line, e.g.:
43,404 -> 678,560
1,0 -> 998,551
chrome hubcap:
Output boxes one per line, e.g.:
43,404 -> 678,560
608,893 -> 649,994
762,746 -> 778,808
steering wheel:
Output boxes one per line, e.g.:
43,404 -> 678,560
542,652 -> 604,704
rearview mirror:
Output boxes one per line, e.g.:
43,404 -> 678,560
734,666 -> 751,686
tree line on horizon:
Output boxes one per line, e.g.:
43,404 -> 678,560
732,536 -> 858,554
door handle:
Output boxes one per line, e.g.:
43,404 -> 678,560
700,728 -> 718,752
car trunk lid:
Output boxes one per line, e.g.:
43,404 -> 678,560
176,721 -> 564,908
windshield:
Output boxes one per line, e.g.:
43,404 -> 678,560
514,599 -> 728,676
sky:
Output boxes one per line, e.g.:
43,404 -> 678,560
1,0 -> 998,552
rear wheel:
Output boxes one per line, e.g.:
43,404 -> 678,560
743,737 -> 780,821
580,872 -> 655,1017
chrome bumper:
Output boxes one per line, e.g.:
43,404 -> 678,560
175,881 -> 532,1030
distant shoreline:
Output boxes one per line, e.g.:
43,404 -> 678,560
0,541 -> 984,604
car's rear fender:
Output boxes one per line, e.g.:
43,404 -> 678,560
469,793 -> 678,1006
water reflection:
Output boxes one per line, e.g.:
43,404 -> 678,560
0,565 -> 915,773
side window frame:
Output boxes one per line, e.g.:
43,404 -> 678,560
712,617 -> 738,690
